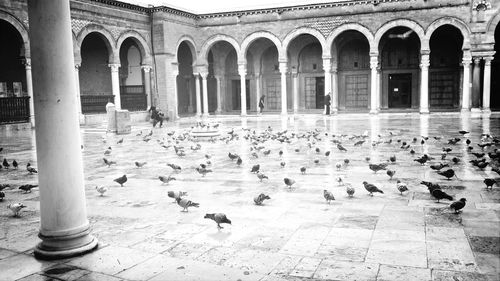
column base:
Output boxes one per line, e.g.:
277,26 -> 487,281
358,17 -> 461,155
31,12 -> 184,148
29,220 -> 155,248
34,227 -> 98,260
369,109 -> 378,114
460,108 -> 470,113
482,108 -> 491,114
280,112 -> 288,116
471,108 -> 482,113
419,108 -> 430,114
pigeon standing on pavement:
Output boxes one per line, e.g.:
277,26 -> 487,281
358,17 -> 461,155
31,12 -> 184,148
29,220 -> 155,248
396,180 -> 408,195
363,181 -> 384,196
323,190 -> 335,204
7,203 -> 26,217
204,213 -> 232,229
95,186 -> 107,196
450,198 -> 467,213
18,184 -> 38,193
176,197 -> 199,212
254,193 -> 270,205
114,175 -> 127,186
284,178 -> 295,189
167,191 -> 187,202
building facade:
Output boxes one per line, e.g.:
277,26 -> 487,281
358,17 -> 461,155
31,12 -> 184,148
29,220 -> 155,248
0,0 -> 499,123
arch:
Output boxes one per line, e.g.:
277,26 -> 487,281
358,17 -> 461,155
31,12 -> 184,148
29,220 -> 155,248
0,10 -> 30,57
326,23 -> 375,53
425,17 -> 471,49
486,11 -> 500,42
175,35 -> 197,64
374,19 -> 426,51
116,30 -> 152,64
77,24 -> 117,63
199,34 -> 241,65
240,31 -> 284,60
282,27 -> 327,58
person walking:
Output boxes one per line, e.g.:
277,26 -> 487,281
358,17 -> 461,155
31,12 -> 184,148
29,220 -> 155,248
149,106 -> 165,128
325,92 -> 331,115
259,95 -> 265,114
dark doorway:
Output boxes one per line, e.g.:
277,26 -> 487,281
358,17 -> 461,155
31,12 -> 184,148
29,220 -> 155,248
492,23 -> 500,110
388,73 -> 412,108
315,77 -> 324,109
232,79 -> 250,111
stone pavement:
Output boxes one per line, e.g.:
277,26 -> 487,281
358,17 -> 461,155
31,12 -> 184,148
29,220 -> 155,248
0,112 -> 499,281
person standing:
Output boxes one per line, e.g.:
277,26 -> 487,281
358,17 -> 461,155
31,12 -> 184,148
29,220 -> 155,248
259,95 -> 265,114
325,92 -> 331,115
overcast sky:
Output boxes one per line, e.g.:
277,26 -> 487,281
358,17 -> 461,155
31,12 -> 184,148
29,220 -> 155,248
123,0 -> 339,13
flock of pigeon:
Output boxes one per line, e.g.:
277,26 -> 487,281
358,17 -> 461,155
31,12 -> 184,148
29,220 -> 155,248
1,122 -> 498,229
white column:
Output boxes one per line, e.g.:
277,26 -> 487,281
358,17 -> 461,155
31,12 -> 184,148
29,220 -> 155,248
109,63 -> 121,110
195,74 -> 201,116
255,73 -> 261,113
238,63 -> 247,116
323,58 -> 332,115
483,56 -> 493,113
74,64 -> 82,118
24,58 -> 35,127
27,0 -> 97,259
370,55 -> 379,114
420,52 -> 430,114
279,61 -> 288,115
292,71 -> 299,114
200,72 -> 209,116
331,64 -> 338,113
172,66 -> 179,119
462,58 -> 472,111
215,75 -> 222,114
142,65 -> 152,110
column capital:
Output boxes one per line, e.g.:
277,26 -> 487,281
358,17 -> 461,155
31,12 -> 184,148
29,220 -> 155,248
238,64 -> 247,76
370,56 -> 378,69
484,56 -> 494,65
74,63 -> 81,69
473,57 -> 482,64
420,49 -> 431,56
322,59 -> 332,72
108,63 -> 120,71
23,58 -> 31,70
141,65 -> 152,72
462,57 -> 472,65
279,61 -> 288,74
199,72 -> 209,79
420,54 -> 430,69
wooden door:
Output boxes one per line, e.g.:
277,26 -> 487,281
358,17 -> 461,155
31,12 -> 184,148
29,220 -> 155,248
429,71 -> 458,108
388,73 -> 412,108
345,74 -> 368,108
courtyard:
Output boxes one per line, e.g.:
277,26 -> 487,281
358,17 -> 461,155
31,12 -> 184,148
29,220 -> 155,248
0,113 -> 500,281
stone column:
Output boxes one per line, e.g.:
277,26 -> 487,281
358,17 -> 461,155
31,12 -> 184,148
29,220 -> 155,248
370,55 -> 379,114
420,52 -> 430,114
255,73 -> 261,113
472,57 -> 481,108
279,61 -> 288,115
292,70 -> 299,114
482,57 -> 493,113
200,71 -> 209,116
142,65 -> 152,110
74,64 -> 82,119
109,63 -> 121,109
323,58 -> 332,115
215,75 -> 222,114
194,74 -> 201,116
171,65 -> 179,119
24,58 -> 35,127
27,0 -> 97,259
238,63 -> 247,116
331,64 -> 338,113
461,58 -> 472,111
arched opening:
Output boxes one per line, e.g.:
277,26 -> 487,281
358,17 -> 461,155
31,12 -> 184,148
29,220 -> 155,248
245,38 -> 280,112
119,38 -> 147,111
379,27 -> 421,109
429,25 -> 463,110
492,24 -> 500,110
80,32 -> 113,114
177,41 -> 196,116
207,51 -> 217,113
0,19 -> 29,123
224,47 -> 244,111
332,30 -> 371,111
287,34 -> 323,111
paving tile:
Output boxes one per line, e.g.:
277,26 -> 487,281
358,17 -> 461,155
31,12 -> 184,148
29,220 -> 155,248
288,257 -> 322,278
222,248 -> 286,275
474,252 -> 500,276
431,269 -> 499,281
42,264 -> 90,281
74,272 -> 123,281
196,246 -> 238,265
0,248 -> 17,260
335,215 -> 379,230
116,254 -> 174,280
468,236 -> 500,254
0,254 -> 54,281
313,260 -> 379,280
267,255 -> 302,278
426,240 -> 478,272
129,235 -> 178,254
376,264 -> 431,281
166,242 -> 212,260
15,274 -> 61,281
66,246 -> 156,276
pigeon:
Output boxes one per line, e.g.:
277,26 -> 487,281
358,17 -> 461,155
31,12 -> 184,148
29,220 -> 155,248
365,156 -> 371,162
280,161 -> 286,168
251,164 -> 260,173
483,178 -> 496,189
396,180 -> 408,195
314,159 -> 320,164
159,175 -> 176,184
95,186 -> 107,196
315,147 -> 320,154
335,176 -> 344,186
161,161 -> 179,171
343,159 -> 350,166
346,184 -> 355,197
369,163 -> 388,173
353,140 -> 365,146
2,159 -> 9,169
300,167 -> 306,174
363,181 -> 384,196
117,138 -> 124,144
236,157 -> 242,166
414,157 -> 427,165
228,152 -> 239,161
279,150 -> 283,157
135,161 -> 147,168
389,155 -> 396,163
0,191 -> 4,201
458,130 -> 469,135
0,184 -> 10,191
104,148 -> 112,156
176,197 -> 199,212
323,190 -> 335,204
254,193 -> 270,205
431,189 -> 453,203
452,157 -> 460,164
325,151 -> 331,157
430,163 -> 449,171
12,160 -> 18,169
204,213 -> 231,229
472,152 -> 485,158
7,203 -> 26,217
335,162 -> 342,170
114,175 -> 127,186
437,169 -> 457,180
257,172 -> 268,182
284,178 -> 295,188
386,170 -> 396,180
196,167 -> 212,177
103,158 -> 116,167
18,184 -> 38,193
337,144 -> 347,152
450,198 -> 466,213
167,191 -> 187,202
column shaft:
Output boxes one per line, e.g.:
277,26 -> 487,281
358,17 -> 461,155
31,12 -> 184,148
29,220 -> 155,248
109,64 -> 121,109
255,74 -> 261,113
472,58 -> 481,108
195,75 -> 201,116
323,58 -> 332,115
483,57 -> 493,112
420,53 -> 430,114
370,55 -> 379,114
215,76 -> 222,114
279,62 -> 288,115
201,73 -> 209,116
142,66 -> 152,109
292,73 -> 299,114
331,65 -> 338,113
238,64 -> 247,116
27,0 -> 97,259
24,59 -> 35,127
462,58 -> 472,111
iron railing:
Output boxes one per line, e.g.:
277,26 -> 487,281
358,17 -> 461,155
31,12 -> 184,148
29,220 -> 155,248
81,95 -> 114,114
0,97 -> 30,124
120,85 -> 147,111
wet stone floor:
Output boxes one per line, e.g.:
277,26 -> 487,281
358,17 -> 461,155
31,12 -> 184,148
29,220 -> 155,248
0,113 -> 500,281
